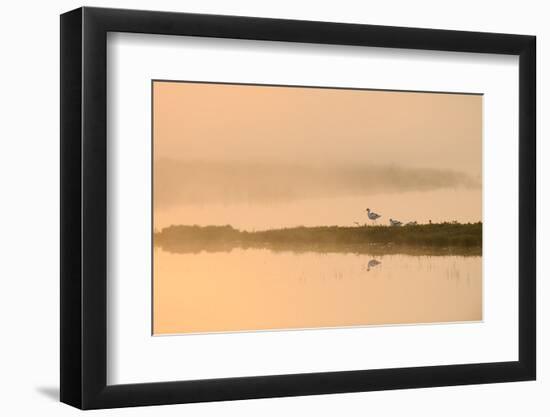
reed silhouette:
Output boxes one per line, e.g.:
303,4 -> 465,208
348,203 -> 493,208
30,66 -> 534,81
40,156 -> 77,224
154,222 -> 482,256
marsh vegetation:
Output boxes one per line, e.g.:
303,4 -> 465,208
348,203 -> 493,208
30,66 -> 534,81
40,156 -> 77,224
154,222 -> 482,256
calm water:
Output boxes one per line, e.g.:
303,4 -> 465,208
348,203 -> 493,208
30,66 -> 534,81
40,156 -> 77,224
153,248 -> 482,335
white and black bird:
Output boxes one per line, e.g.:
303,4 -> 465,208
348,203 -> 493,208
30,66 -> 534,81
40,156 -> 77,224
405,221 -> 417,226
389,218 -> 403,227
366,208 -> 381,224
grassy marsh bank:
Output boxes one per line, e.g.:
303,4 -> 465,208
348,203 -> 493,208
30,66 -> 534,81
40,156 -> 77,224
154,223 -> 482,256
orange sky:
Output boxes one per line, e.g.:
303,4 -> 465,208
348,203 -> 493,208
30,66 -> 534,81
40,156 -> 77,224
153,81 -> 482,229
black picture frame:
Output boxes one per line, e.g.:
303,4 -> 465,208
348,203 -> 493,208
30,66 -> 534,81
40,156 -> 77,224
60,6 -> 536,410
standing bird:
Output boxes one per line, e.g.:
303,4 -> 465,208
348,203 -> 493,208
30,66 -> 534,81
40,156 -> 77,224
389,218 -> 403,227
366,208 -> 381,224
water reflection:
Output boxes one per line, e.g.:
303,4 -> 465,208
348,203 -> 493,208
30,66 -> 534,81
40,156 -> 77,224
366,259 -> 382,272
153,248 -> 482,335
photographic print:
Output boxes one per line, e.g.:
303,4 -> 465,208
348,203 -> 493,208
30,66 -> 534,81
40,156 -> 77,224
152,81 -> 482,335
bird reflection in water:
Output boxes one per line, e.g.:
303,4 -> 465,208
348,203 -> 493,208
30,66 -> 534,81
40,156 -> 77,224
366,259 -> 382,272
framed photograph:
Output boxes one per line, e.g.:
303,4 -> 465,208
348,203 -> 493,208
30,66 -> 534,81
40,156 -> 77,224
60,6 -> 536,409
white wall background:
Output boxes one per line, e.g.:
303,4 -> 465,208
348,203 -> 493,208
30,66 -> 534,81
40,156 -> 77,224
0,0 -> 545,415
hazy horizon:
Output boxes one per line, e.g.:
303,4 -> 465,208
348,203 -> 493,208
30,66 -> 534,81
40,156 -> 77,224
153,81 -> 482,230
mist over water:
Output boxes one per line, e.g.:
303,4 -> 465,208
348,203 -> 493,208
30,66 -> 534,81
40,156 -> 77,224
155,159 -> 480,206
154,160 -> 481,230
155,189 -> 481,231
